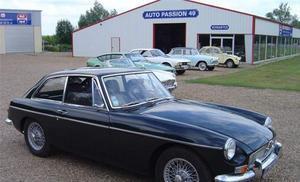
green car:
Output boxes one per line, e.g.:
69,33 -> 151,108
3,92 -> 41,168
86,53 -> 176,73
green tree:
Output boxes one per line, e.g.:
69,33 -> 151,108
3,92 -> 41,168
78,1 -> 117,28
266,2 -> 300,28
56,19 -> 74,45
42,35 -> 57,45
291,15 -> 300,28
266,3 -> 292,23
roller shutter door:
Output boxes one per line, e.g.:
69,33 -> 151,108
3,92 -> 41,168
5,26 -> 34,53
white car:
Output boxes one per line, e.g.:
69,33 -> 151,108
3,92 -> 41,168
151,69 -> 177,92
130,48 -> 191,75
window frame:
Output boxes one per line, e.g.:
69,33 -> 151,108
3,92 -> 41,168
32,76 -> 67,103
31,74 -> 108,111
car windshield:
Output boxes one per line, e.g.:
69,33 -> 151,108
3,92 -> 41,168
103,72 -> 172,108
125,53 -> 148,62
108,58 -> 136,68
150,49 -> 168,57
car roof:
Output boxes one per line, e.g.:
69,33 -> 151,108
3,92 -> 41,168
172,47 -> 196,50
131,48 -> 157,51
48,67 -> 147,77
201,46 -> 220,49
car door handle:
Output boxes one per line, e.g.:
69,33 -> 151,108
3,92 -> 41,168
56,109 -> 68,115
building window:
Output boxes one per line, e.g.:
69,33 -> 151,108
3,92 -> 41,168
278,37 -> 284,57
260,35 -> 266,61
253,35 -> 260,62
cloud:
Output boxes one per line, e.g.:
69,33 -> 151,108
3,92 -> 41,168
0,0 -> 299,35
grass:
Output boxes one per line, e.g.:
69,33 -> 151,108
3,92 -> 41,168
188,56 -> 300,91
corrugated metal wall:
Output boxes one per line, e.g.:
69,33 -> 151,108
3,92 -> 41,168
5,26 -> 34,53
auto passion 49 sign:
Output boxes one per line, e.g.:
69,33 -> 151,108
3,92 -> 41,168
143,9 -> 199,19
0,12 -> 31,25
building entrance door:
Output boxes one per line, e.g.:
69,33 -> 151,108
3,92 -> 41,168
111,37 -> 120,52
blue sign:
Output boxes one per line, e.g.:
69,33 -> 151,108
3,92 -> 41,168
211,25 -> 229,30
143,9 -> 199,19
279,25 -> 292,37
0,12 -> 31,25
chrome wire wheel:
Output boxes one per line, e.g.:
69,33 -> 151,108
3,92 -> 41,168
163,158 -> 200,182
27,122 -> 45,151
198,62 -> 207,71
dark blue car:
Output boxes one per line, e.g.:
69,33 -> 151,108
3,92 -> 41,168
5,67 -> 281,182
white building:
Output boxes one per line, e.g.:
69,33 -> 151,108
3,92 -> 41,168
72,0 -> 300,64
0,9 -> 42,54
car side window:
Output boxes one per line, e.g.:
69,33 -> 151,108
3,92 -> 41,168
172,49 -> 181,55
34,77 -> 66,101
142,51 -> 152,57
111,54 -> 122,59
64,76 -> 93,106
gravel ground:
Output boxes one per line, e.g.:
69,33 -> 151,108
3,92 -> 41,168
0,53 -> 299,182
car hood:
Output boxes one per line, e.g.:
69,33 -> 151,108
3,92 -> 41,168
141,99 -> 273,151
151,70 -> 176,82
134,62 -> 174,72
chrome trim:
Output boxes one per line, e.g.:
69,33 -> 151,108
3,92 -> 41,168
10,106 -> 109,129
9,105 -> 222,150
214,171 -> 255,182
215,141 -> 282,182
4,118 -> 12,125
62,76 -> 68,102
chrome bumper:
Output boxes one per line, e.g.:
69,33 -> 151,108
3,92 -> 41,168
215,141 -> 282,182
4,118 -> 12,125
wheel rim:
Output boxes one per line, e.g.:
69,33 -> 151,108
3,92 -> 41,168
163,158 -> 200,182
27,122 -> 45,151
227,61 -> 233,68
198,63 -> 206,71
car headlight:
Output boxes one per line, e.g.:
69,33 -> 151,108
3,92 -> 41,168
264,117 -> 272,129
224,138 -> 236,160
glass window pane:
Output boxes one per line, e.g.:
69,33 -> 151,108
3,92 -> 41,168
260,35 -> 266,60
34,77 -> 66,101
65,76 -> 93,106
253,35 -> 260,62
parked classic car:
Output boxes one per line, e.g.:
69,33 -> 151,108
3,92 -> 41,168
130,48 -> 191,75
86,52 -> 176,73
199,46 -> 241,68
168,47 -> 219,71
5,67 -> 282,182
87,56 -> 177,91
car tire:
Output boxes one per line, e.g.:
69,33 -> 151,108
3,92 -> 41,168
24,119 -> 51,157
155,147 -> 212,182
226,59 -> 234,68
176,70 -> 186,75
207,66 -> 215,71
198,61 -> 207,71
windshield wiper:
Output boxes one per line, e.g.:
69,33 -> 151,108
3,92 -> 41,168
146,97 -> 159,102
122,101 -> 142,107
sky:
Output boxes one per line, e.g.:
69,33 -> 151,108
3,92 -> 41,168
0,0 -> 299,35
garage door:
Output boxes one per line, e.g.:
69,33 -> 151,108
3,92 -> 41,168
5,26 -> 34,53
